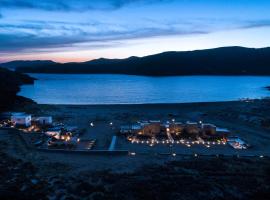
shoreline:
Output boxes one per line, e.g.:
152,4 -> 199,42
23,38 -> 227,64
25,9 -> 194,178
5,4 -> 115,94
1,98 -> 270,199
4,98 -> 270,170
21,99 -> 259,110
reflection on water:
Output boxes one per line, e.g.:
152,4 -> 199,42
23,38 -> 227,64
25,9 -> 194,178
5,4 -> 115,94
19,74 -> 270,104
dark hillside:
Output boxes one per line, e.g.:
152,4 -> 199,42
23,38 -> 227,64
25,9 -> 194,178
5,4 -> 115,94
0,68 -> 35,111
6,47 -> 270,76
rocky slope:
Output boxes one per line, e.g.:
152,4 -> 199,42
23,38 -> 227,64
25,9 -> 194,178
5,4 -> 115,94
0,67 -> 35,111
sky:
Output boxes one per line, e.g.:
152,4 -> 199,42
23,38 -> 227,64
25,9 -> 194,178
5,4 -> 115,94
1,0 -> 270,63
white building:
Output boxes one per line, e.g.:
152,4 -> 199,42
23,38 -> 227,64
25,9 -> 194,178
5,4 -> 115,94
11,114 -> 31,127
37,116 -> 53,125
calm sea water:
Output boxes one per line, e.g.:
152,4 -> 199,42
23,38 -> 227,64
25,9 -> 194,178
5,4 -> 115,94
19,74 -> 270,104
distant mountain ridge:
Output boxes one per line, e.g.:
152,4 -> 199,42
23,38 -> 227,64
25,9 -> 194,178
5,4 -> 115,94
1,60 -> 57,70
2,47 -> 270,76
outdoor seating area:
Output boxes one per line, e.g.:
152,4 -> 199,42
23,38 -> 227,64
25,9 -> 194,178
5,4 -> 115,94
0,110 -> 251,153
0,112 -> 93,150
120,119 -> 234,148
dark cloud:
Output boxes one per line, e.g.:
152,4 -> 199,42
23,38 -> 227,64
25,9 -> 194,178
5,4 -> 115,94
0,18 -> 208,54
241,19 -> 270,29
0,0 -> 172,11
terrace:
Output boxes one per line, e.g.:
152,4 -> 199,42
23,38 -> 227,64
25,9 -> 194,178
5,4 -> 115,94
0,110 -> 251,156
121,120 -> 230,149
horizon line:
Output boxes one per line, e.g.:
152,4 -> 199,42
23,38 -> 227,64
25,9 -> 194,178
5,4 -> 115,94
1,45 -> 269,64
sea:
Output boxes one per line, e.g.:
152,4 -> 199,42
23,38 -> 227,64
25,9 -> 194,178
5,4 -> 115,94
18,73 -> 270,104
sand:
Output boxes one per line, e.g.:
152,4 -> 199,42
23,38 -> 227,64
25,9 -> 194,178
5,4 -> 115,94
2,99 -> 270,173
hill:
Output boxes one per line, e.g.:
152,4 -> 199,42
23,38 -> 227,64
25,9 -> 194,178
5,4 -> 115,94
0,68 -> 35,111
0,60 -> 56,70
2,47 -> 270,76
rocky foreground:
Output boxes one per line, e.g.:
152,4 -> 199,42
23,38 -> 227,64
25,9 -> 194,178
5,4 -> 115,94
1,137 -> 270,200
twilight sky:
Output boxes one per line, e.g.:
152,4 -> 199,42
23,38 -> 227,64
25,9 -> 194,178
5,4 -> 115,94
1,0 -> 270,63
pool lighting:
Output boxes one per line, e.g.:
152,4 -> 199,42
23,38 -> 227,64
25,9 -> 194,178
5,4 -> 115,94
90,122 -> 94,127
172,153 -> 176,156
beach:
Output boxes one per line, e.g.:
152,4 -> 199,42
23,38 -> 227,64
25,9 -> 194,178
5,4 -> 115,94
1,99 -> 270,199
2,99 -> 269,171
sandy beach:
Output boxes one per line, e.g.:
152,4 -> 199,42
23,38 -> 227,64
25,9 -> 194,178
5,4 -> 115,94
1,99 -> 270,199
2,99 -> 269,172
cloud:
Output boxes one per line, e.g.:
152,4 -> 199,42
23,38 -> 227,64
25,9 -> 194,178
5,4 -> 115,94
0,16 -> 211,54
0,0 -> 172,11
241,19 -> 270,29
1,1 -> 269,56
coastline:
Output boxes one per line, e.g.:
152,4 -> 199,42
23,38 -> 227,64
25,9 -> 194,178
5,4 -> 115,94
2,98 -> 270,199
21,98 -> 270,156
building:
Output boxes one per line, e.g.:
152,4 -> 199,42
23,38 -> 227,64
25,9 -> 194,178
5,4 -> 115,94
202,123 -> 216,135
36,116 -> 53,125
169,122 -> 184,135
11,113 -> 31,127
227,137 -> 248,149
215,127 -> 230,138
120,124 -> 142,134
141,120 -> 161,136
185,122 -> 200,135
